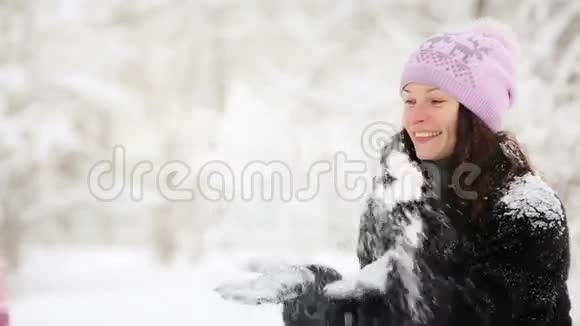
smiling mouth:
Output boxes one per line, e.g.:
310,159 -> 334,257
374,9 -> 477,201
414,131 -> 442,138
413,131 -> 442,142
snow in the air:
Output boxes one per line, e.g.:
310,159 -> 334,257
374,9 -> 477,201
326,151 -> 426,320
374,150 -> 425,212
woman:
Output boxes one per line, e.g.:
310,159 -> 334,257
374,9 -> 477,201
283,18 -> 572,326
360,18 -> 573,325
216,18 -> 572,326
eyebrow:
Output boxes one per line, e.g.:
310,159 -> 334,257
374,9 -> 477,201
402,87 -> 440,94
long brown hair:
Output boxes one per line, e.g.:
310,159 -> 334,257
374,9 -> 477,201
401,105 -> 534,224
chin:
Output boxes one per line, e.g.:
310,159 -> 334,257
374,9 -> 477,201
417,152 -> 437,160
413,143 -> 448,161
416,147 -> 449,160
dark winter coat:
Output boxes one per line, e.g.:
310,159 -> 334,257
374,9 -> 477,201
352,133 -> 572,326
215,130 -> 571,326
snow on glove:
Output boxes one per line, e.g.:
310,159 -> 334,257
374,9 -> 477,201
214,264 -> 316,305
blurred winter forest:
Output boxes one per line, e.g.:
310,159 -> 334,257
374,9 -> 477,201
1,0 -> 579,325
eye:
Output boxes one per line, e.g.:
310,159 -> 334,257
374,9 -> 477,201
404,99 -> 416,105
431,99 -> 445,105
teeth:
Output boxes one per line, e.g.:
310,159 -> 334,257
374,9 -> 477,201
414,131 -> 442,138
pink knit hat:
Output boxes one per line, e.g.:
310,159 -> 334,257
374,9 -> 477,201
400,18 -> 519,131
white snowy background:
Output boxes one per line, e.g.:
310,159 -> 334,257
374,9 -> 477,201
1,0 -> 579,325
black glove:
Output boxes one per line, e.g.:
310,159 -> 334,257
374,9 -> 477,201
215,262 -> 357,326
282,264 -> 355,326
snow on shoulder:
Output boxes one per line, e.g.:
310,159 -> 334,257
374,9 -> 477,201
499,172 -> 565,234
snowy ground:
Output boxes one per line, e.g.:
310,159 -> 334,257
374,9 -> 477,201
7,246 -> 580,326
7,247 -> 361,326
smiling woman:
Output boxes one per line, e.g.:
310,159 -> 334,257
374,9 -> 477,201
358,17 -> 572,326
401,84 -> 460,160
213,17 -> 572,326
275,17 -> 572,326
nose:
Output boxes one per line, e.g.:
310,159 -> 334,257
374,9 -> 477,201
406,105 -> 429,126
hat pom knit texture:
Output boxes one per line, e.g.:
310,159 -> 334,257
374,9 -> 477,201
469,17 -> 520,61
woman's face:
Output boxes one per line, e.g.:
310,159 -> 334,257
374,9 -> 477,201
402,83 -> 460,161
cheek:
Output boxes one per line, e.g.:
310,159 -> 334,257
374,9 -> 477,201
441,107 -> 459,135
401,111 -> 410,128
443,118 -> 459,149
445,120 -> 457,136
448,115 -> 459,137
